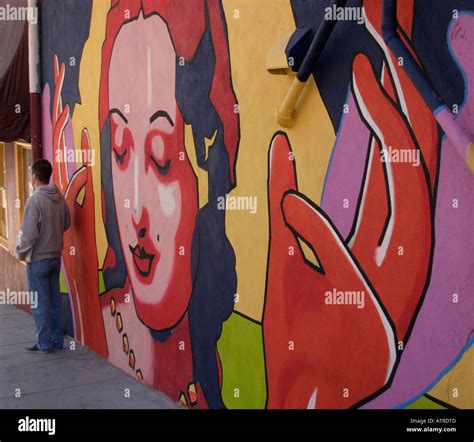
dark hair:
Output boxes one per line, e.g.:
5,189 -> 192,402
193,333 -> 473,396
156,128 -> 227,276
31,159 -> 53,184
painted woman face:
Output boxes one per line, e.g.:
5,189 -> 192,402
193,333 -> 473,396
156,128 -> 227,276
108,13 -> 198,331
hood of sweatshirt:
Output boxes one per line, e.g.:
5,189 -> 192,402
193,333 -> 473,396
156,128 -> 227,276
35,184 -> 62,203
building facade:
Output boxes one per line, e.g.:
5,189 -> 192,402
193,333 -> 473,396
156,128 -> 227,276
1,0 -> 473,409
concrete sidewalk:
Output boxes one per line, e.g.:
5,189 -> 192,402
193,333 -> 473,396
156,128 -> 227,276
0,304 -> 180,409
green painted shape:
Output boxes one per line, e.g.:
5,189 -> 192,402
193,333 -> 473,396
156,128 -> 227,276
61,270 -> 105,295
217,312 -> 266,409
406,396 -> 446,409
59,271 -> 68,294
98,270 -> 106,295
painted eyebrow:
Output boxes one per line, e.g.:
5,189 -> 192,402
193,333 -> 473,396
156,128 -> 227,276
109,108 -> 128,124
150,110 -> 174,127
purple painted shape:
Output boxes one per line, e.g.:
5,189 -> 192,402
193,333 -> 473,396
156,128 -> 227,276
321,91 -> 371,239
364,14 -> 474,408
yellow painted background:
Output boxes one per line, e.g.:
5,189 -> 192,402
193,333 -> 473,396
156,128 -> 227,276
71,0 -> 110,266
428,347 -> 474,408
222,0 -> 335,321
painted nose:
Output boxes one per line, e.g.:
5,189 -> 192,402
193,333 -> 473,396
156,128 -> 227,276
132,207 -> 150,241
132,154 -> 145,222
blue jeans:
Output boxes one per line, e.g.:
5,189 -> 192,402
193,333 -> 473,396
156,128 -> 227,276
26,257 -> 63,351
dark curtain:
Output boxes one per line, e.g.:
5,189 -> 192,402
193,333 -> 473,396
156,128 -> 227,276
0,20 -> 30,142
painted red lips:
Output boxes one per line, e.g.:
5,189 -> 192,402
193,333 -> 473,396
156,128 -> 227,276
129,243 -> 156,279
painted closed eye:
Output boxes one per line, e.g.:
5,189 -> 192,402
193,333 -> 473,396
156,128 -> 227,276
150,156 -> 171,176
113,147 -> 128,166
110,122 -> 133,170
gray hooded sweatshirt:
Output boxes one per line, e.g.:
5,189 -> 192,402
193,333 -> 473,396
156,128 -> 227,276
16,184 -> 71,263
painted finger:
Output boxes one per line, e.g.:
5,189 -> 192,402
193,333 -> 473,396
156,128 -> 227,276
282,191 -> 351,274
54,104 -> 71,192
352,53 -> 433,339
53,59 -> 65,126
65,166 -> 88,210
268,132 -> 300,250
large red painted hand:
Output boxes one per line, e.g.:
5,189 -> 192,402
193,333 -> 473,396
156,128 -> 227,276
263,133 -> 396,409
264,44 -> 438,413
52,55 -> 107,356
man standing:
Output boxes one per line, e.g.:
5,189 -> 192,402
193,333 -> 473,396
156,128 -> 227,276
16,159 -> 70,353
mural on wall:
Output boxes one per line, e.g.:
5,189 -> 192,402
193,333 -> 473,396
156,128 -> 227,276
44,0 -> 239,409
40,0 -> 473,409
